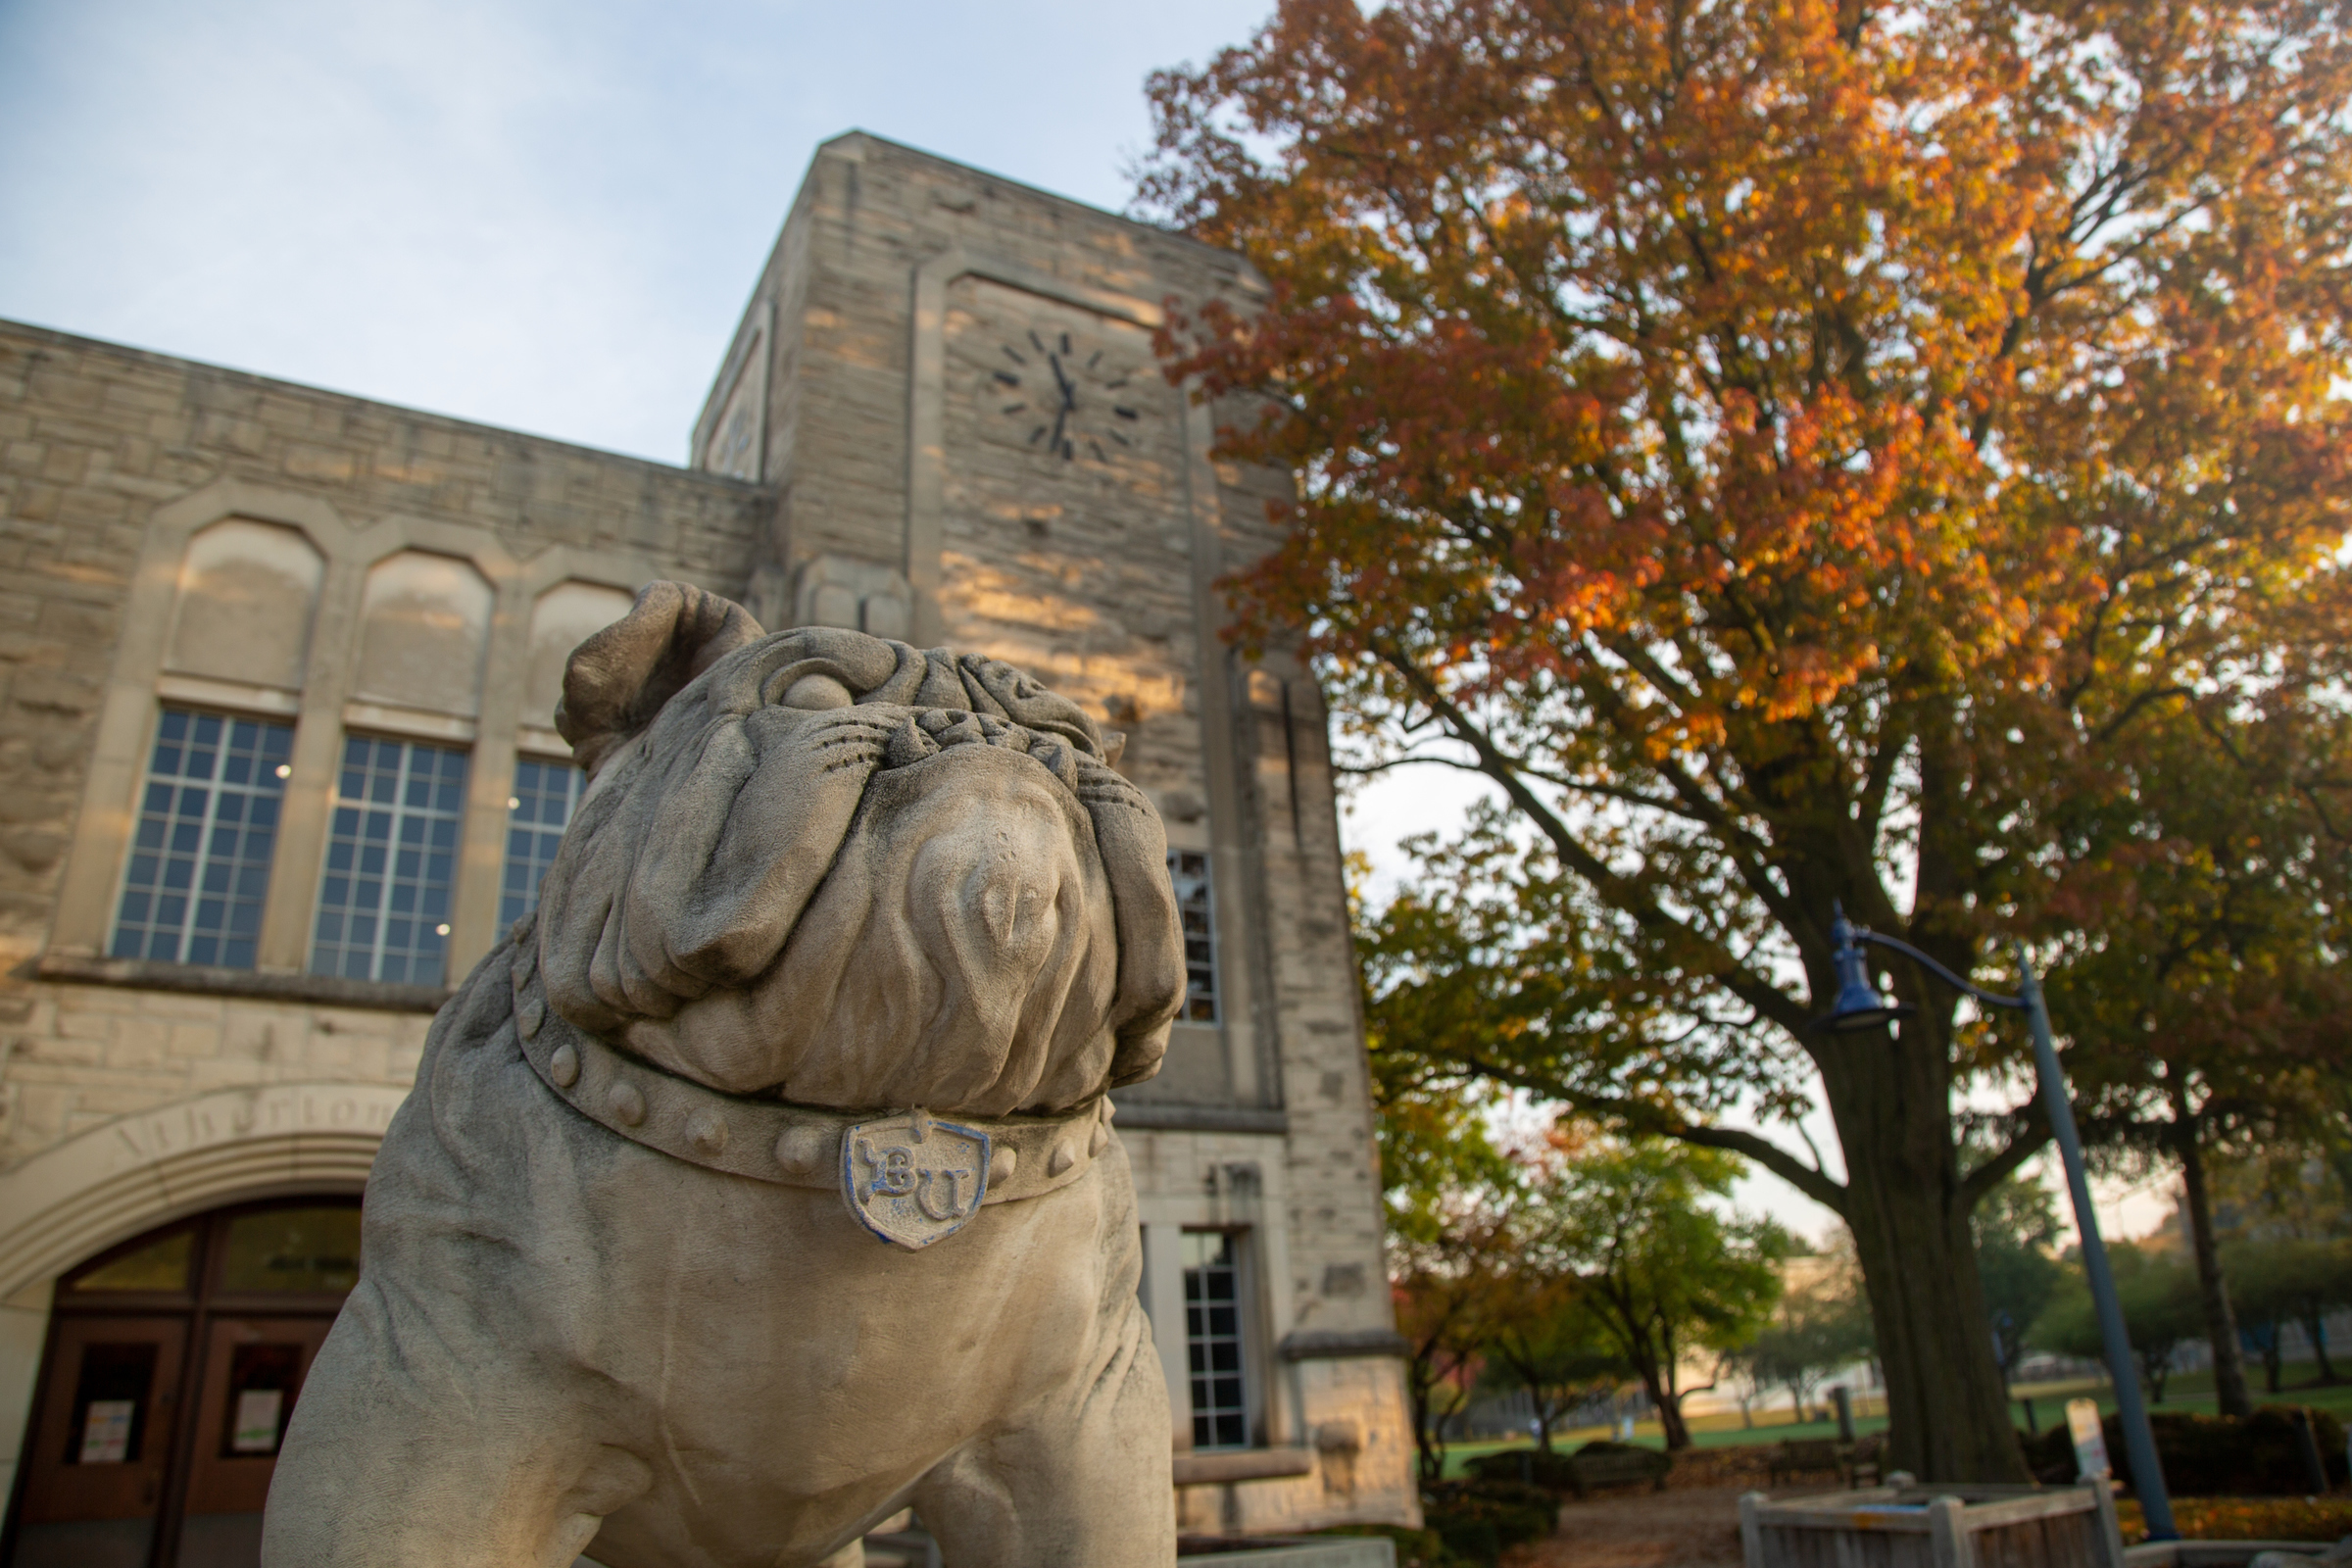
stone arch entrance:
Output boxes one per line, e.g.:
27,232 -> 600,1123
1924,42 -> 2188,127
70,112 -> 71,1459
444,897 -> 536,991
3,1198 -> 365,1568
0,1083 -> 403,1568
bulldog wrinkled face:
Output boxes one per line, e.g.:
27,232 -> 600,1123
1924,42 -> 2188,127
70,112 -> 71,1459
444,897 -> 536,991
532,586 -> 1184,1119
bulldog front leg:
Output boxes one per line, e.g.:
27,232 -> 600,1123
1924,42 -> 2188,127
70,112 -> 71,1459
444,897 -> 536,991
910,1299 -> 1176,1568
262,1284 -> 652,1568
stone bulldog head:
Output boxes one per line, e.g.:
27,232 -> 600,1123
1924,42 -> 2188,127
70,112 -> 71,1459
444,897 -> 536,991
535,581 -> 1185,1118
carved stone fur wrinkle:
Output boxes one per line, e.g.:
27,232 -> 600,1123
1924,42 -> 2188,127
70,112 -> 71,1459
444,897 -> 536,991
262,582 -> 1187,1568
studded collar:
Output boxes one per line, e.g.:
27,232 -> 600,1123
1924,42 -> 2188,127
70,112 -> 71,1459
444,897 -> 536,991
504,923 -> 1115,1210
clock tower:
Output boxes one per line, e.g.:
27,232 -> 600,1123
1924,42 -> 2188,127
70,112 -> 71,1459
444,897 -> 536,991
689,133 -> 1413,1534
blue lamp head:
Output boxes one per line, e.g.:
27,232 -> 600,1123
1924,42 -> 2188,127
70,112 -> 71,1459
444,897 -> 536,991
1817,902 -> 1917,1034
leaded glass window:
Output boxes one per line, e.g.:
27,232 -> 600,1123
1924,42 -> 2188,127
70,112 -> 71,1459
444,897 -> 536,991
110,709 -> 293,968
310,736 -> 468,985
1183,1230 -> 1250,1449
500,757 -> 583,929
1167,850 -> 1218,1022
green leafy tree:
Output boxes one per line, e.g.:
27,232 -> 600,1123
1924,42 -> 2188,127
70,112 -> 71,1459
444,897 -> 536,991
1973,1174 -> 2066,1391
1745,1269 -> 1877,1424
2225,1238 -> 2352,1390
1141,0 -> 2352,1482
2038,715 -> 2352,1418
1520,1143 -> 1787,1448
1477,1268 -> 1629,1450
1356,848 -> 1525,1249
2033,1243 -> 2204,1403
2210,1140 -> 2352,1389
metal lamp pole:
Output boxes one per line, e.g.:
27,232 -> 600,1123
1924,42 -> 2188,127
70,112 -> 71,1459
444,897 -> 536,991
1817,906 -> 2177,1538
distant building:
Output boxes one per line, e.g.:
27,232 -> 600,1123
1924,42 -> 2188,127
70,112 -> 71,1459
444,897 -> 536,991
0,132 -> 1413,1563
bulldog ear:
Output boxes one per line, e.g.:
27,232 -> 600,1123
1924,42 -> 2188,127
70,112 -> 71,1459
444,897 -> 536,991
556,581 -> 764,777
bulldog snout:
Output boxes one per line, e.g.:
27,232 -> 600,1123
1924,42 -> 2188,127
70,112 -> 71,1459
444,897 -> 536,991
912,783 -> 1071,970
965,844 -> 1056,956
873,757 -> 1098,1073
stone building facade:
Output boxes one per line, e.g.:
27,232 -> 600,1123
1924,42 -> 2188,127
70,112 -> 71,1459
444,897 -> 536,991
0,132 -> 1411,1561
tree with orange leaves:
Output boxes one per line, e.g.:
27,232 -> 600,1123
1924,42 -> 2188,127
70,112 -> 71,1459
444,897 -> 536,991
1141,0 -> 2352,1481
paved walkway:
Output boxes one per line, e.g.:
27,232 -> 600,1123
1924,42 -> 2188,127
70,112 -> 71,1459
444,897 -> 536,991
1509,1483 -> 1749,1568
1504,1446 -> 1799,1568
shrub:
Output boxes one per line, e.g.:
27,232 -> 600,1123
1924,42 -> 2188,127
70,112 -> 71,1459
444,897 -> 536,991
1422,1478 -> 1559,1564
1466,1438 -> 1678,1496
2021,1405 -> 2348,1495
2118,1496 -> 2352,1543
1573,1438 -> 1654,1458
1427,1515 -> 1501,1567
1464,1446 -> 1586,1492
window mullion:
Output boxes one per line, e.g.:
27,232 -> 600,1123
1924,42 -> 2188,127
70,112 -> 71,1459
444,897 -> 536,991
181,737 -> 231,964
370,744 -> 413,983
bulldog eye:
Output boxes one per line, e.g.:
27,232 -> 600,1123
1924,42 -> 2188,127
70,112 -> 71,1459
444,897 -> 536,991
780,673 -> 855,710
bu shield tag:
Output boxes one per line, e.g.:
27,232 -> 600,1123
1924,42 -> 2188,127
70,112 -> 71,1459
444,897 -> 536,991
842,1110 -> 991,1250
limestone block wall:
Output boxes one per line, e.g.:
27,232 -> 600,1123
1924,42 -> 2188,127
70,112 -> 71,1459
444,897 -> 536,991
0,318 -> 777,1509
687,137 -> 1412,1529
0,986 -> 431,1168
695,132 -> 1273,624
0,135 -> 1416,1538
1172,1354 -> 1418,1538
0,318 -> 768,1178
1128,1124 -> 1415,1535
1207,409 -> 1391,1361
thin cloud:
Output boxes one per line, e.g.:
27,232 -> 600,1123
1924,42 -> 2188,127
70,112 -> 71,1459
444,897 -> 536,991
0,0 -> 1270,460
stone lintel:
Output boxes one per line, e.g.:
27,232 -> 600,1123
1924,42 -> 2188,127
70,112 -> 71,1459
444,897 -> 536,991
1277,1329 -> 1411,1363
1108,1102 -> 1289,1135
36,953 -> 448,1014
1172,1447 -> 1316,1486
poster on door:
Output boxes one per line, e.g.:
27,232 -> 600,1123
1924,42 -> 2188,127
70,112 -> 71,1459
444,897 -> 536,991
78,1399 -> 134,1463
230,1388 -> 284,1453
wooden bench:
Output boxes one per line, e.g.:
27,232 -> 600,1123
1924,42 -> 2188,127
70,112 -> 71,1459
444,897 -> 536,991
1740,1481 -> 2126,1568
1566,1446 -> 1674,1497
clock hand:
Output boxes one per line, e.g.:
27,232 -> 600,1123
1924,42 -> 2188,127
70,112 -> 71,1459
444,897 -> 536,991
1048,353 -> 1076,409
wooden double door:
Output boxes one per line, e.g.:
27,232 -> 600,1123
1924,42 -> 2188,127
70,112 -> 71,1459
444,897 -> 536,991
4,1200 -> 360,1568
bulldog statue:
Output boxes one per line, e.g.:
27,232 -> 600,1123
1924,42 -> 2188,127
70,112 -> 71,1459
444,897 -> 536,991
263,582 -> 1187,1568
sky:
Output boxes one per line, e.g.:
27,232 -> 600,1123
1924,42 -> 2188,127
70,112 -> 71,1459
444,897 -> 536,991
0,0 -> 2173,1252
0,0 -> 1271,462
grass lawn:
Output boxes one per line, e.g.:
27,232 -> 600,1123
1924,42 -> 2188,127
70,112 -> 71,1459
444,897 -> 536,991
1432,1360 -> 2349,1478
1436,1415 -> 1890,1476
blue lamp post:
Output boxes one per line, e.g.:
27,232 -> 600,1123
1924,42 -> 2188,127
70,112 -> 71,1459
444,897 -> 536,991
1815,904 -> 2176,1537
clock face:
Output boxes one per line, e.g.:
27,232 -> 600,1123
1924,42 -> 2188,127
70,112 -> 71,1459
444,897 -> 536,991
990,328 -> 1146,464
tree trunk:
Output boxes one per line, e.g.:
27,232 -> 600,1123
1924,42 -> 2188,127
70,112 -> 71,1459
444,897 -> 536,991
1409,1382 -> 1443,1486
1653,1386 -> 1691,1449
2300,1311 -> 2337,1383
1624,1347 -> 1693,1448
2173,1095 -> 2254,1416
1818,1016 -> 2030,1482
1405,1348 -> 1453,1486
